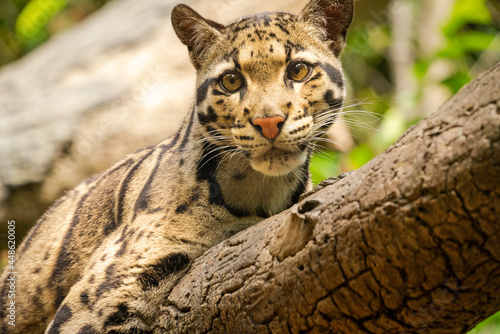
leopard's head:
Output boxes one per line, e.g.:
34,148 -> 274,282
172,0 -> 353,176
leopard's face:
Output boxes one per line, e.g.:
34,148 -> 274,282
193,13 -> 346,176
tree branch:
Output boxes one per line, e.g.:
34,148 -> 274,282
155,62 -> 500,333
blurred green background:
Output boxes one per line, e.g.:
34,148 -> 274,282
0,0 -> 499,332
310,0 -> 500,185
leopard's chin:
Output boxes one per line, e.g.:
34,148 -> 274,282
250,148 -> 307,176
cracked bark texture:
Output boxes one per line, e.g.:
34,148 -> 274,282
155,62 -> 500,334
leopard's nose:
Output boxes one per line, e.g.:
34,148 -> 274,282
252,116 -> 285,140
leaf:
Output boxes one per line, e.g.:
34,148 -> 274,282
348,144 -> 373,170
310,151 -> 340,185
442,72 -> 472,94
15,0 -> 67,40
443,0 -> 492,37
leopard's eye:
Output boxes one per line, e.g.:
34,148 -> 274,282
287,62 -> 310,82
221,72 -> 244,92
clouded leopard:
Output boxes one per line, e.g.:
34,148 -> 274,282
0,0 -> 353,332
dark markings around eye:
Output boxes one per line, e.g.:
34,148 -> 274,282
320,63 -> 344,89
198,106 -> 218,125
318,90 -> 344,131
207,106 -> 216,117
198,111 -> 214,126
213,89 -> 229,96
196,79 -> 214,105
285,41 -> 305,53
323,90 -> 344,110
309,72 -> 322,82
232,52 -> 242,71
284,41 -> 306,66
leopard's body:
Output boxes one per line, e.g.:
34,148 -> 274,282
0,0 -> 353,332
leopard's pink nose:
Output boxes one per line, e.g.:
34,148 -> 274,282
252,116 -> 285,140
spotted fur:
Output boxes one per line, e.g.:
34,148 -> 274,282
0,0 -> 353,332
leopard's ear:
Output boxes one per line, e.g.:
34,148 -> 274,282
171,4 -> 226,69
299,0 -> 354,57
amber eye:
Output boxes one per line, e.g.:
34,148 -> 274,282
287,62 -> 310,82
221,72 -> 244,92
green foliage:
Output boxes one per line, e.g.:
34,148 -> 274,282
310,151 -> 341,185
0,0 -> 109,63
469,312 -> 500,334
311,0 -> 500,182
15,0 -> 67,41
441,71 -> 472,94
443,0 -> 492,36
436,0 -> 500,94
347,143 -> 373,169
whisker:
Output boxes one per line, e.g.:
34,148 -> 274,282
215,147 -> 247,174
310,137 -> 344,148
311,150 -> 338,164
196,145 -> 235,171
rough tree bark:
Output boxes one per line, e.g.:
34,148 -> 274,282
154,63 -> 500,333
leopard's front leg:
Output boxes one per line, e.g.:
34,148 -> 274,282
44,214 -> 259,334
44,236 -> 197,334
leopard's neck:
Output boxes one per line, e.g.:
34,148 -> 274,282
175,108 -> 311,218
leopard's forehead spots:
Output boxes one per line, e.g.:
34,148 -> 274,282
218,13 -> 315,83
227,12 -> 296,40
226,14 -> 300,52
